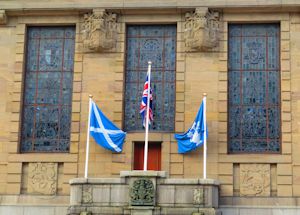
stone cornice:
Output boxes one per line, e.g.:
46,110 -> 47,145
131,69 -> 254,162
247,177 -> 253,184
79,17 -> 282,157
2,0 -> 300,13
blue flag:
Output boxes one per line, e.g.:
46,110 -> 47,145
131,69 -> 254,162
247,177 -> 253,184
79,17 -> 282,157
89,101 -> 126,152
174,101 -> 207,153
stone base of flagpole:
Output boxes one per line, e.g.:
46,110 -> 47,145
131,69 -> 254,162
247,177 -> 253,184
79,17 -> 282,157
67,171 -> 221,215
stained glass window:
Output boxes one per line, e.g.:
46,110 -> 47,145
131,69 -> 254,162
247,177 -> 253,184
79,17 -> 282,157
124,25 -> 176,131
228,24 -> 280,153
21,26 -> 75,152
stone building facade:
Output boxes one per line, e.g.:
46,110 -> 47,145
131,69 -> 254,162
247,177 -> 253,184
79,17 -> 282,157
0,0 -> 300,214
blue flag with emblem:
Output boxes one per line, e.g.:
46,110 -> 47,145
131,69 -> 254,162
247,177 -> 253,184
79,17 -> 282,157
89,101 -> 126,152
174,100 -> 207,153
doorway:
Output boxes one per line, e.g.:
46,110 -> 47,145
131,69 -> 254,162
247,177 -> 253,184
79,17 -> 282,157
134,142 -> 161,171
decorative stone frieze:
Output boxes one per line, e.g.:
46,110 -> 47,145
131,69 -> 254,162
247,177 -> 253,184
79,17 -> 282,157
28,162 -> 58,195
184,7 -> 219,52
240,164 -> 270,196
82,9 -> 118,52
0,10 -> 7,25
130,178 -> 155,206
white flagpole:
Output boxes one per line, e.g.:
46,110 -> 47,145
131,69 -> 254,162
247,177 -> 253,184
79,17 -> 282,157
84,95 -> 93,178
203,93 -> 207,179
143,61 -> 152,171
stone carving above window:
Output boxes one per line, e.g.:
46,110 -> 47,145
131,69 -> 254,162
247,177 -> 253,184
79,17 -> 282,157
28,163 -> 58,195
82,9 -> 118,52
0,10 -> 7,25
240,164 -> 270,196
130,178 -> 155,206
184,7 -> 219,52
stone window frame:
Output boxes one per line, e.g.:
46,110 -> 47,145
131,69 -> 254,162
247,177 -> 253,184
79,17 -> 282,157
227,23 -> 281,154
123,24 -> 177,132
7,15 -> 82,194
217,12 -> 292,197
20,26 -> 76,153
112,13 -> 186,176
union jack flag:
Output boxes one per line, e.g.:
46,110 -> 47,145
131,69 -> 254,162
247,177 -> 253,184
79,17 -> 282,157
140,72 -> 153,127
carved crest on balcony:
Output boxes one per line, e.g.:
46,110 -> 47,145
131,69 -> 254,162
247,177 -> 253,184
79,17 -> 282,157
130,178 -> 155,206
82,9 -> 118,52
184,7 -> 219,52
193,188 -> 204,205
0,10 -> 7,25
82,185 -> 93,204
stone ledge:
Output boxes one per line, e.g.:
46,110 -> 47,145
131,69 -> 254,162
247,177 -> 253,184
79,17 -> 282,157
159,178 -> 220,185
120,170 -> 167,178
69,177 -> 125,185
160,178 -> 199,185
199,179 -> 220,186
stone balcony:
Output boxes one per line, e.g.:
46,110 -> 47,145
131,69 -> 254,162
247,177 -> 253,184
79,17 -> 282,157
67,171 -> 221,215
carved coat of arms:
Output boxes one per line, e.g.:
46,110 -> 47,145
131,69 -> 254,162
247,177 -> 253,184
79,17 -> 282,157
184,7 -> 219,51
130,178 -> 155,206
82,9 -> 118,52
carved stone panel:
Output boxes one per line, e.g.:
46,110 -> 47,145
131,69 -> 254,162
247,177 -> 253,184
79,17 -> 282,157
28,162 -> 58,195
184,7 -> 219,52
82,185 -> 93,204
193,188 -> 204,205
82,9 -> 118,52
0,10 -> 7,25
130,178 -> 155,206
240,164 -> 270,196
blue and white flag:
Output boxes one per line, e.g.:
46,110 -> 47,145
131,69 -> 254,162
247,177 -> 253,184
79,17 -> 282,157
89,101 -> 126,153
174,100 -> 207,153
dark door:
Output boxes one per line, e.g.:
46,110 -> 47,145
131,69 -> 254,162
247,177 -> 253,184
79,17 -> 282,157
134,142 -> 161,170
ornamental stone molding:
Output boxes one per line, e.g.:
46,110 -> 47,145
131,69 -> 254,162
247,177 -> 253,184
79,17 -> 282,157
240,164 -> 270,196
0,10 -> 7,25
28,162 -> 58,195
130,178 -> 155,206
184,7 -> 219,52
82,9 -> 118,52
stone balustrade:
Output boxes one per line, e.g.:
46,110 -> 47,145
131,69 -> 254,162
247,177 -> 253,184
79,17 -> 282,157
68,171 -> 221,215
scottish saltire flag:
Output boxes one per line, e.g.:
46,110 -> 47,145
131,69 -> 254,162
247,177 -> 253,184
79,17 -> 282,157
89,101 -> 126,152
174,101 -> 207,153
140,72 -> 153,127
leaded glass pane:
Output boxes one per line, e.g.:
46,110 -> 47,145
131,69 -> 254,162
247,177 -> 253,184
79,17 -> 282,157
228,24 -> 280,153
124,25 -> 176,131
21,26 -> 75,152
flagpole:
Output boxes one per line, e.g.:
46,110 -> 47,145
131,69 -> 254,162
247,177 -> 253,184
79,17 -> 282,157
143,61 -> 152,171
203,93 -> 207,179
84,95 -> 93,178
